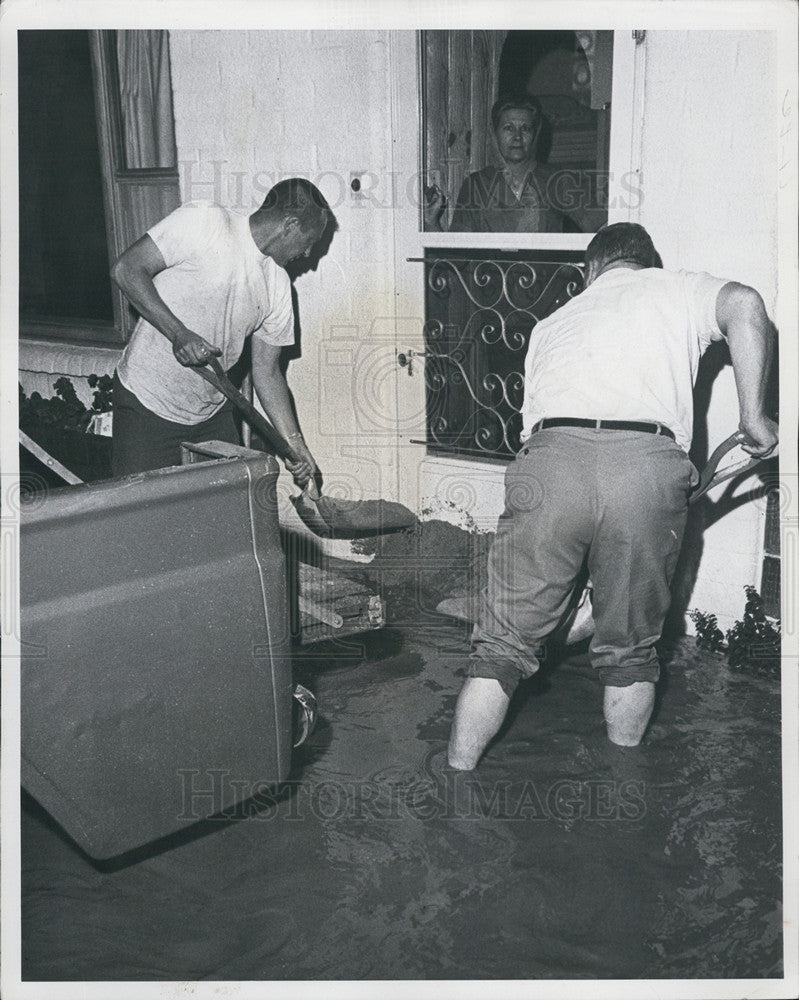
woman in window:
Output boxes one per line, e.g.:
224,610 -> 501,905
424,95 -> 603,234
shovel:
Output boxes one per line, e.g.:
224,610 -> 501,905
194,358 -> 416,538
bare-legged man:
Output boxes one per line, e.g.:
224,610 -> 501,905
448,223 -> 777,770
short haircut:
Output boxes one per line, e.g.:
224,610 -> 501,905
261,178 -> 332,234
491,94 -> 543,132
585,223 -> 662,272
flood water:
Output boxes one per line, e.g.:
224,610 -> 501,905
21,614 -> 782,982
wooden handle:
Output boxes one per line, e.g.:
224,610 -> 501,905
194,359 -> 301,465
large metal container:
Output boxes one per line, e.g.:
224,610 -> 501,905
20,442 -> 291,859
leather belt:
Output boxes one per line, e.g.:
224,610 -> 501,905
529,417 -> 676,442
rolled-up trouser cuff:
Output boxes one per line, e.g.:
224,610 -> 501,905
596,661 -> 660,687
466,655 -> 532,698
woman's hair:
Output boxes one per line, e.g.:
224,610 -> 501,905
491,94 -> 543,132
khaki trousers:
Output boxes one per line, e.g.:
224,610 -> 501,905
468,428 -> 698,695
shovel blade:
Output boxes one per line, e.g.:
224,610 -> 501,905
290,485 -> 416,539
314,496 -> 416,537
290,486 -> 333,536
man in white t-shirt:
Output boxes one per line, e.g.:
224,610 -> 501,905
111,177 -> 333,481
448,223 -> 778,770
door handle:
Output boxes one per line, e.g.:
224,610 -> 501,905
397,348 -> 427,376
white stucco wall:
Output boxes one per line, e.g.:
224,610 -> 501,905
638,30 -> 779,627
168,30 -> 404,521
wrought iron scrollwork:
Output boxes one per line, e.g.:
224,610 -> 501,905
423,250 -> 584,459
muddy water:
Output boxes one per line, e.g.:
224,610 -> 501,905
21,619 -> 781,981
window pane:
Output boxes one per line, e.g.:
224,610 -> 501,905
18,30 -> 114,324
763,487 -> 781,556
760,555 -> 781,620
422,29 -> 612,234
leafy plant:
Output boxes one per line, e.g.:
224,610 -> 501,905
690,586 -> 781,674
19,375 -> 113,431
726,586 -> 781,673
87,373 -> 114,413
688,608 -> 726,653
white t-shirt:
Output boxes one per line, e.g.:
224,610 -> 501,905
520,267 -> 729,452
117,201 -> 294,424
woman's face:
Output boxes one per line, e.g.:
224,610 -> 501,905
494,108 -> 538,165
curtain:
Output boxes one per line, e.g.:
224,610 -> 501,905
473,30 -> 507,171
116,30 -> 177,169
423,30 -> 507,228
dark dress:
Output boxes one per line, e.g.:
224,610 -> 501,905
449,164 -> 597,233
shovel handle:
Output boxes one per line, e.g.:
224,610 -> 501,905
194,358 -> 302,465
689,432 -> 765,504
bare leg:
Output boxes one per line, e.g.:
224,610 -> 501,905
603,681 -> 655,746
447,677 -> 511,770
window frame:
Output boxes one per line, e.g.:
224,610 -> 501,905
19,29 -> 180,347
418,29 -> 641,255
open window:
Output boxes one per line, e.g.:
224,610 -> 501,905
422,30 -> 615,235
18,29 -> 181,346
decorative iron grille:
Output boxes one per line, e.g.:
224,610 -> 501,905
422,249 -> 584,459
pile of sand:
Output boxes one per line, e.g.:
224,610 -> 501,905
352,519 -> 494,617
